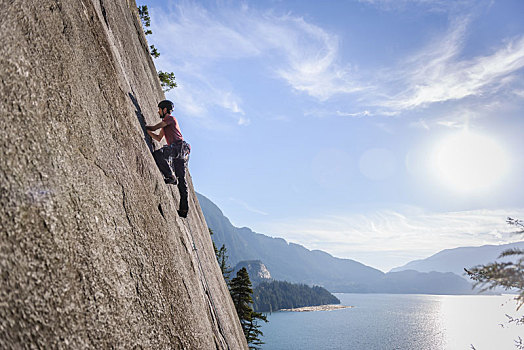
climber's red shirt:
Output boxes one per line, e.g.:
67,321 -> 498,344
162,114 -> 183,145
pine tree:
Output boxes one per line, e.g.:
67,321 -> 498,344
208,228 -> 268,348
209,228 -> 232,283
217,244 -> 232,283
230,268 -> 253,329
245,311 -> 267,349
137,5 -> 152,35
229,268 -> 268,349
466,217 -> 524,349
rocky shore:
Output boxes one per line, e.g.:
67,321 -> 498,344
280,305 -> 354,312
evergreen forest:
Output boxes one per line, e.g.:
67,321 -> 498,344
253,280 -> 340,313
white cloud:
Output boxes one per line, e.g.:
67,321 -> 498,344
383,18 -> 524,110
237,117 -> 251,126
229,197 -> 268,216
169,84 -> 206,116
258,207 -> 524,271
514,90 -> 524,98
152,3 -> 259,61
149,1 -> 361,120
217,90 -> 245,115
269,16 -> 363,100
150,1 -> 524,123
358,0 -> 478,13
168,80 -> 247,129
336,110 -> 373,118
408,111 -> 467,130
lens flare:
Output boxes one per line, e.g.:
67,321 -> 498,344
433,131 -> 510,193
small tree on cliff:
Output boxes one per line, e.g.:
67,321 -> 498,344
216,244 -> 232,283
230,268 -> 253,325
245,310 -> 267,349
229,267 -> 267,349
137,4 -> 177,92
466,217 -> 524,349
208,229 -> 268,348
157,71 -> 177,92
137,5 -> 152,35
209,228 -> 232,283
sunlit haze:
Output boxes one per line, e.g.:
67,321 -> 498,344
143,0 -> 524,272
433,131 -> 510,193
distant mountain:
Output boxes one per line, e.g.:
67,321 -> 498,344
390,242 -> 524,276
198,193 -> 383,291
198,193 -> 484,295
377,270 -> 475,294
232,260 -> 272,286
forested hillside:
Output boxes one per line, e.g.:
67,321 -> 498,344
253,281 -> 340,313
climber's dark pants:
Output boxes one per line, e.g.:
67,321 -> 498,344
173,158 -> 188,212
152,145 -> 188,212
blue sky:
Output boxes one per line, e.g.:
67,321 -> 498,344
142,0 -> 524,272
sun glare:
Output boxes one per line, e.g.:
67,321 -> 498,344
433,131 -> 510,193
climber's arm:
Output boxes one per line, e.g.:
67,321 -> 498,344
146,121 -> 167,131
147,128 -> 165,142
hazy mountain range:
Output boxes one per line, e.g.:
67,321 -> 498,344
199,193 -> 382,292
198,193 -> 518,294
390,241 -> 524,275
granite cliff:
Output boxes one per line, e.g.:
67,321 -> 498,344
232,260 -> 272,286
0,1 -> 247,348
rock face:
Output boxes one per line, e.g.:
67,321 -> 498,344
0,1 -> 247,349
232,260 -> 272,286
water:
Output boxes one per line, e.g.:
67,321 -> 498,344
259,294 -> 522,350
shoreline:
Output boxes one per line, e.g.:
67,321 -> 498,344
280,304 -> 354,312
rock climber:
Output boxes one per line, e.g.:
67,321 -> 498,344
146,100 -> 190,218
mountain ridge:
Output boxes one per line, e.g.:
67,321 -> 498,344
198,192 -> 384,291
198,192 -> 480,294
391,241 -> 524,275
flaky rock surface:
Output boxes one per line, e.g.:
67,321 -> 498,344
0,1 -> 247,349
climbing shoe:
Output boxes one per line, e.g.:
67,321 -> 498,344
177,209 -> 188,218
164,176 -> 177,185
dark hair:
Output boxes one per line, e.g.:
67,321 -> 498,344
158,100 -> 174,113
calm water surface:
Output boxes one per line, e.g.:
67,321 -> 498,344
260,293 -> 522,350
